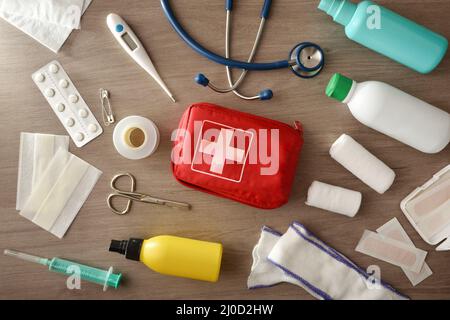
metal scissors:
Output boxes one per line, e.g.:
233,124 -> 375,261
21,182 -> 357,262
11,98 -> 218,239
107,172 -> 191,215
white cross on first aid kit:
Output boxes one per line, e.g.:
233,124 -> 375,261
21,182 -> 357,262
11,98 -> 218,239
191,121 -> 254,183
199,128 -> 246,174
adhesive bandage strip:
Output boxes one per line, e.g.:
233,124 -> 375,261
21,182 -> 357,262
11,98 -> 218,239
406,178 -> 450,239
305,181 -> 362,217
401,165 -> 450,249
377,218 -> 432,286
32,60 -> 103,147
356,230 -> 427,273
16,132 -> 69,211
20,148 -> 102,238
260,223 -> 407,300
417,204 -> 450,239
329,134 -> 395,194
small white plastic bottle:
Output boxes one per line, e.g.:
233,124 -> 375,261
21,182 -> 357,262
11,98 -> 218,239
326,73 -> 450,154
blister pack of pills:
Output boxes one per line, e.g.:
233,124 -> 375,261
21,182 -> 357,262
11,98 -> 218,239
32,60 -> 103,147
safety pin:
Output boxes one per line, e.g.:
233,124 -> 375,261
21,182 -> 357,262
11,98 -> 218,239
100,88 -> 115,126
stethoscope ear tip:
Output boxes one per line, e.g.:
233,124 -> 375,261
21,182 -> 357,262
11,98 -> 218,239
259,89 -> 273,100
195,73 -> 209,86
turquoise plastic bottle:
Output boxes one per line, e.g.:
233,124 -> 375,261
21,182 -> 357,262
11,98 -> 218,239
318,0 -> 448,73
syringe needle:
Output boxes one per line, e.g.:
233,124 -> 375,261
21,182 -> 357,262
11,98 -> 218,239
4,249 -> 48,266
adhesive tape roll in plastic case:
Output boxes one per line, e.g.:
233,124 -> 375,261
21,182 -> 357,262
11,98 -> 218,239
113,116 -> 160,160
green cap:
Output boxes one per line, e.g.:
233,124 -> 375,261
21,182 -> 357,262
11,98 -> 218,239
325,73 -> 354,102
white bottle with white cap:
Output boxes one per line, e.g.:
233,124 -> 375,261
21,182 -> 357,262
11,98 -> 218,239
326,73 -> 450,154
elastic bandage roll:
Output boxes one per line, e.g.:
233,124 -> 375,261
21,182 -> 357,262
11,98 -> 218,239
330,134 -> 395,194
306,181 -> 362,217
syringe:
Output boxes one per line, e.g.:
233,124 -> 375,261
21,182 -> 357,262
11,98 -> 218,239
4,249 -> 122,291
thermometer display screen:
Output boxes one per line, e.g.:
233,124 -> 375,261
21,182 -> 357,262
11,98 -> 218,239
121,32 -> 137,51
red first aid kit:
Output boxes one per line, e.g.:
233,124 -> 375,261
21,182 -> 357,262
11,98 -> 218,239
171,103 -> 304,209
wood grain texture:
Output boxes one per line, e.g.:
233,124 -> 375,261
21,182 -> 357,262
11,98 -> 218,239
0,0 -> 449,300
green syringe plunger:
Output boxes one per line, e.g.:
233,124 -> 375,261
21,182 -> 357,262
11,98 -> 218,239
4,249 -> 122,291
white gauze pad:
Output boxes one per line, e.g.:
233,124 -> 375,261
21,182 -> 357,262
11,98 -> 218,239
329,134 -> 395,194
16,132 -> 69,211
0,0 -> 84,29
0,0 -> 92,53
356,230 -> 427,273
20,148 -> 102,238
305,181 -> 362,217
377,218 -> 432,286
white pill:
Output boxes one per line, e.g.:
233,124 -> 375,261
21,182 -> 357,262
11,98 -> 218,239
34,73 -> 45,82
88,123 -> 98,132
69,94 -> 79,103
66,118 -> 75,127
57,103 -> 65,112
45,88 -> 55,97
75,132 -> 84,141
59,79 -> 69,88
49,63 -> 59,73
78,109 -> 88,118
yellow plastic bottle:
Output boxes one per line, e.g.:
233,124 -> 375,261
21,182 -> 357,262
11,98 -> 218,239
109,235 -> 223,282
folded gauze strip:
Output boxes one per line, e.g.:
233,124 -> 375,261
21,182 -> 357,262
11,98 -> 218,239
20,148 -> 101,238
330,134 -> 395,194
356,230 -> 427,273
0,0 -> 84,29
16,132 -> 69,211
377,218 -> 432,286
306,181 -> 362,217
248,223 -> 407,300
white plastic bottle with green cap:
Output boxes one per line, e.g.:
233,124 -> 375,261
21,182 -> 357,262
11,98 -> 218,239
326,73 -> 450,154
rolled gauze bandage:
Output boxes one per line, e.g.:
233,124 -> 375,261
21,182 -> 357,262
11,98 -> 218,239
330,134 -> 395,194
306,181 -> 362,217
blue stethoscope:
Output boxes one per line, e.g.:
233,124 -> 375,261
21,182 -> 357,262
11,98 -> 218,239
160,0 -> 325,101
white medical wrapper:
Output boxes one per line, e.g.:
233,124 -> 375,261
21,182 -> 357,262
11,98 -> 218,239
20,148 -> 101,238
377,218 -> 432,286
248,223 -> 407,300
305,181 -> 362,217
329,134 -> 395,194
16,132 -> 69,211
0,0 -> 84,29
0,0 -> 92,52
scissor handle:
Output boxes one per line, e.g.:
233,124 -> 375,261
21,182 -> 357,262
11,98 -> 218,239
108,173 -> 137,215
107,193 -> 133,215
110,172 -> 136,191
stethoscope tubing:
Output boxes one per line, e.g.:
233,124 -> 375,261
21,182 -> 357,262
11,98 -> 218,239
160,0 -> 290,71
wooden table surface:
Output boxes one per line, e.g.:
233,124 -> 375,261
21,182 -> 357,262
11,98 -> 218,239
0,0 -> 449,300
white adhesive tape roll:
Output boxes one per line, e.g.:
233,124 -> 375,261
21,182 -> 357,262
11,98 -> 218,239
113,116 -> 160,160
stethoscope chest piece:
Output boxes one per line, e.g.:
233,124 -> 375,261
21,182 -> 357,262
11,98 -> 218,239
289,42 -> 325,78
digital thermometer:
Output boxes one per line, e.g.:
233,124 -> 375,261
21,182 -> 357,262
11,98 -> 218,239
107,13 -> 175,102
